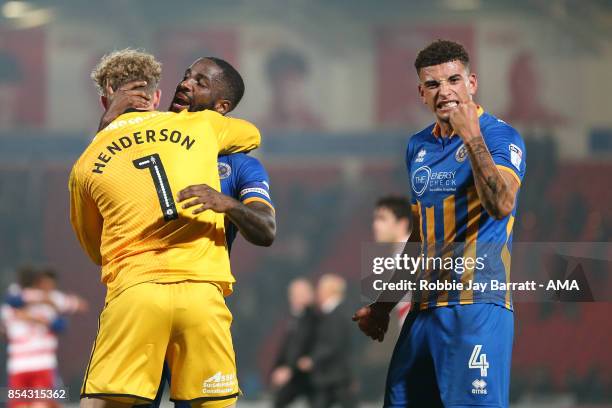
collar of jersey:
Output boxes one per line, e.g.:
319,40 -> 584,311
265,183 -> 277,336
431,105 -> 484,139
97,110 -> 165,137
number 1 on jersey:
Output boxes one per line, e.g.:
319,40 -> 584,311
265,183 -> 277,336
133,153 -> 179,221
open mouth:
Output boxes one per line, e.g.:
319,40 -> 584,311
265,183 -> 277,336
174,92 -> 190,104
171,93 -> 191,111
171,102 -> 188,112
436,100 -> 459,110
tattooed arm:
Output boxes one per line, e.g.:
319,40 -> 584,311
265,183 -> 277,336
463,137 -> 519,219
449,101 -> 519,219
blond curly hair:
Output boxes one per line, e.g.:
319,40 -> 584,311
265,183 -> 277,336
91,48 -> 162,96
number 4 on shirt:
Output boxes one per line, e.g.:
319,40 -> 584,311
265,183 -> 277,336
133,153 -> 179,221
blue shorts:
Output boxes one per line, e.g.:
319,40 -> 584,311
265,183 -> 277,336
384,303 -> 513,408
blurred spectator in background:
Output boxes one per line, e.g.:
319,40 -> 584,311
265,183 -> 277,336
373,195 -> 412,325
260,48 -> 323,131
1,266 -> 87,407
0,51 -> 23,129
297,274 -> 356,408
504,50 -> 564,126
271,278 -> 317,407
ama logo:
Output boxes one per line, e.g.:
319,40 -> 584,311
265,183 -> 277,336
411,166 -> 431,196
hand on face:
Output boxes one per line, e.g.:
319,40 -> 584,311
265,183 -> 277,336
418,61 -> 479,138
106,81 -> 151,112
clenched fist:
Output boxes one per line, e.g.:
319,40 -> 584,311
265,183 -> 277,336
449,99 -> 481,143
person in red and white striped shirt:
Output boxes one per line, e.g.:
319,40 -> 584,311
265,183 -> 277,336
1,266 -> 87,408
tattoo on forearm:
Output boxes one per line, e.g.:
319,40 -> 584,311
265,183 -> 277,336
485,176 -> 499,194
465,137 -> 512,218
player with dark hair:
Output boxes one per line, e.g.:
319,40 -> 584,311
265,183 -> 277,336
414,39 -> 470,71
99,55 -> 276,408
101,56 -> 276,252
167,57 -> 245,116
373,196 -> 412,325
373,196 -> 411,244
354,39 -> 526,407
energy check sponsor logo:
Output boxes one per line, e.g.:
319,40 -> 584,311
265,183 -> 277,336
412,166 -> 458,196
411,166 -> 431,196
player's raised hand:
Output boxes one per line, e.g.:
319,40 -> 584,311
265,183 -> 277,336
448,98 -> 481,143
106,81 -> 151,111
177,184 -> 240,215
99,81 -> 151,131
352,303 -> 390,342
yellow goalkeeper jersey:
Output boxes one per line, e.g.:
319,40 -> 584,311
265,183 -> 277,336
69,110 -> 261,302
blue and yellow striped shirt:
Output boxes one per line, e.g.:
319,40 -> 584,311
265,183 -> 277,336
406,108 -> 526,310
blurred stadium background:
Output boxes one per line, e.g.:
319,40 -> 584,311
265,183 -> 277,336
0,0 -> 611,406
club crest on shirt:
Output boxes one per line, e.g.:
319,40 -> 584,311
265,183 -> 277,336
218,162 -> 232,179
455,144 -> 468,162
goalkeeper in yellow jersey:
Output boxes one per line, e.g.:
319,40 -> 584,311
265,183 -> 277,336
70,49 -> 260,408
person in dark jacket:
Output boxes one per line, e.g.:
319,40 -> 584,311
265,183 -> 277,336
271,278 -> 318,407
297,274 -> 357,408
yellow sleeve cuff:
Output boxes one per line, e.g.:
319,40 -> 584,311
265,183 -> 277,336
496,165 -> 521,186
242,197 -> 275,212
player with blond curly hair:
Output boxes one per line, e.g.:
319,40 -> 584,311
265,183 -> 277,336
70,48 -> 261,408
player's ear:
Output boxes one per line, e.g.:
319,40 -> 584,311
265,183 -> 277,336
214,99 -> 231,115
400,218 -> 410,235
417,70 -> 427,105
418,84 -> 427,105
468,72 -> 478,97
152,89 -> 162,110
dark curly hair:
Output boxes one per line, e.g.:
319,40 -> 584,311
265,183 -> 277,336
205,57 -> 245,112
414,40 -> 470,73
375,195 -> 411,221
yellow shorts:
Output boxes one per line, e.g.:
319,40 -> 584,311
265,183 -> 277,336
81,281 -> 239,407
